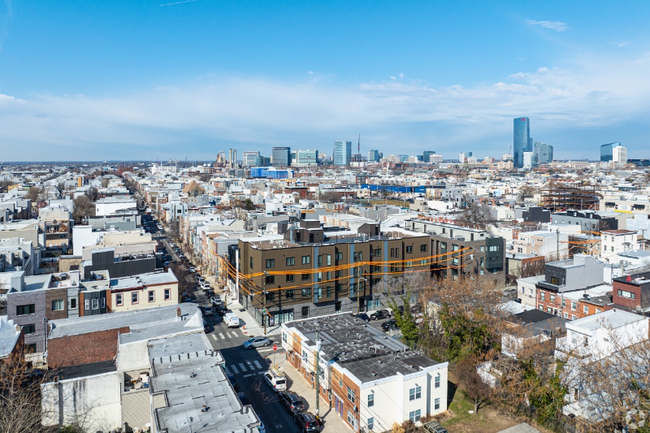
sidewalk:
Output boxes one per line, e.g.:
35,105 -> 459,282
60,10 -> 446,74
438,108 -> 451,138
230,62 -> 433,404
276,357 -> 351,433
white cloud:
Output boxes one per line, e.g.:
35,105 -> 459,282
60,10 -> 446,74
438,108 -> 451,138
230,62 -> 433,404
1,52 -> 650,160
609,41 -> 633,48
526,19 -> 568,32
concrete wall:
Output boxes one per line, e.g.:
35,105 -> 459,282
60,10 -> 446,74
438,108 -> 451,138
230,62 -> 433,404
41,371 -> 122,432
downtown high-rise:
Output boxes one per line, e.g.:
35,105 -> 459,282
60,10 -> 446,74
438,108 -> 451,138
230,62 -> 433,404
333,140 -> 352,166
513,117 -> 532,168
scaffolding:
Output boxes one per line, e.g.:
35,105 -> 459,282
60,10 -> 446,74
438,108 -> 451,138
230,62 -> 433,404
542,182 -> 599,212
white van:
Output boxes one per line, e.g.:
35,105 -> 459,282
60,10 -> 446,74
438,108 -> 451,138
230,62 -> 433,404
263,366 -> 287,392
224,313 -> 240,328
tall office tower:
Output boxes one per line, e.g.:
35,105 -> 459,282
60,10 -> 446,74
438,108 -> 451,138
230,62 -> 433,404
422,150 -> 436,163
600,142 -> 619,162
368,149 -> 380,162
513,117 -> 531,168
243,151 -> 260,166
232,149 -> 237,168
271,147 -> 291,167
613,144 -> 628,164
293,149 -> 319,166
333,140 -> 352,166
533,141 -> 554,165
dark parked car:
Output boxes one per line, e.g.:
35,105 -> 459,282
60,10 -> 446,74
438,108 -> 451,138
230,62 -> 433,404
382,318 -> 397,332
237,391 -> 250,405
355,313 -> 370,322
370,309 -> 391,320
227,373 -> 239,391
423,420 -> 449,433
293,411 -> 321,433
278,391 -> 305,414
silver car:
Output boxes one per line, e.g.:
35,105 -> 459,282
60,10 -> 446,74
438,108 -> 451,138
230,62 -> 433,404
243,336 -> 271,349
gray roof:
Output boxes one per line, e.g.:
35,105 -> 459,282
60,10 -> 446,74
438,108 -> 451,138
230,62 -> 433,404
111,269 -> 178,291
284,314 -> 444,382
49,303 -> 200,339
151,349 -> 260,433
570,309 -> 646,332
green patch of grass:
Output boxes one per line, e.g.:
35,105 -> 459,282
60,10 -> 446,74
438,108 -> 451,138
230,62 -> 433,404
444,391 -> 489,430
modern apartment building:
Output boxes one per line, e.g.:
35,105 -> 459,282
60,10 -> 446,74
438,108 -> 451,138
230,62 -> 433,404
234,220 -> 432,326
293,149 -> 319,167
533,141 -> 553,165
402,219 -> 506,281
281,315 -> 448,433
242,151 -> 260,166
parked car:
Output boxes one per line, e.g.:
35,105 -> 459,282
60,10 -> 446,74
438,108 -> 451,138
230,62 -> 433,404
293,411 -> 321,433
227,373 -> 239,391
355,313 -> 370,322
243,336 -> 271,349
188,266 -> 195,273
200,281 -> 211,290
279,391 -> 305,414
370,309 -> 391,320
423,420 -> 449,433
203,306 -> 214,316
216,306 -> 227,316
237,391 -> 250,405
382,318 -> 397,332
263,366 -> 287,392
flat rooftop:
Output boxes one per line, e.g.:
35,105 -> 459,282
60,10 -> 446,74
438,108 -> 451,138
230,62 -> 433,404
284,314 -> 443,382
110,269 -> 178,291
49,303 -> 200,339
151,349 -> 260,433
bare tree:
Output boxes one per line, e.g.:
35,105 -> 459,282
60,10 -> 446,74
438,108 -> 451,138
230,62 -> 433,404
72,195 -> 95,223
0,353 -> 45,432
25,186 -> 44,202
456,196 -> 493,229
456,355 -> 493,414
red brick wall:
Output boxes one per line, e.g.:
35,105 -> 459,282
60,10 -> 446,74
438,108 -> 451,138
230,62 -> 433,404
612,281 -> 641,309
48,327 -> 129,368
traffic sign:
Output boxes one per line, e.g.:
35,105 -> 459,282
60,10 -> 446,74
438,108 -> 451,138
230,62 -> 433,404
273,344 -> 278,351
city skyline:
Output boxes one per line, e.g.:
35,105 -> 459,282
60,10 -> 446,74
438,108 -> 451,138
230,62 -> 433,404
1,1 -> 649,161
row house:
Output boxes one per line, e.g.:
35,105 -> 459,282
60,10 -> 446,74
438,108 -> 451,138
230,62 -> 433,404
600,229 -> 637,263
612,271 -> 650,311
282,315 -> 448,433
536,255 -> 609,320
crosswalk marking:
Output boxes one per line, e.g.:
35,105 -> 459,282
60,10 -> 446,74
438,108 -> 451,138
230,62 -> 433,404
219,332 -> 226,340
253,360 -> 262,369
223,366 -> 231,375
239,363 -> 247,372
230,364 -> 239,374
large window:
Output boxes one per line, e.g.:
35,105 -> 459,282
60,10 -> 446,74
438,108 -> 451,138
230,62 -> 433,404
408,409 -> 421,423
618,289 -> 636,299
16,304 -> 35,315
301,288 -> 311,296
286,257 -> 295,266
435,398 -> 440,410
69,298 -> 77,309
266,275 -> 275,284
286,274 -> 295,283
164,289 -> 171,300
132,292 -> 139,304
51,300 -> 65,311
435,374 -> 441,388
409,386 -> 421,401
301,255 -> 311,265
23,324 -> 36,334
406,246 -> 413,254
285,290 -> 294,299
347,386 -> 356,403
368,393 -> 374,407
302,274 -> 310,281
148,291 -> 155,302
265,259 -> 275,268
116,294 -> 123,306
326,254 -> 332,266
420,244 -> 428,252
91,299 -> 99,310
367,417 -> 374,431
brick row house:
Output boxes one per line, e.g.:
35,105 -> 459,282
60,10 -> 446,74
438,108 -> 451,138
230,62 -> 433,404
281,315 -> 448,432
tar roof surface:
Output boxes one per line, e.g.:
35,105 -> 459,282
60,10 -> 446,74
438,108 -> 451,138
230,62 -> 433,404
151,350 -> 259,433
49,303 -> 200,339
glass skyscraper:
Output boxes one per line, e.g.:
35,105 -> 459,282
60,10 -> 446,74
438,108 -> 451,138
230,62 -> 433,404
272,147 -> 291,167
513,117 -> 531,168
533,141 -> 553,165
333,140 -> 352,166
600,142 -> 618,162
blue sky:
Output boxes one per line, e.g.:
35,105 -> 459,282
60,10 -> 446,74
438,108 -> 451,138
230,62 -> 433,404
1,0 -> 649,161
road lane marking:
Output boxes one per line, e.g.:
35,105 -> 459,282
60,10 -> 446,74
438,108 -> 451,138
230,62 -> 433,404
219,333 -> 226,340
230,364 -> 239,374
239,363 -> 247,372
210,334 -> 217,340
253,360 -> 262,369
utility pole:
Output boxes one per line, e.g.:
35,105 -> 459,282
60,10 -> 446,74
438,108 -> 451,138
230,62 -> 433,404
315,327 -> 322,420
262,271 -> 268,336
